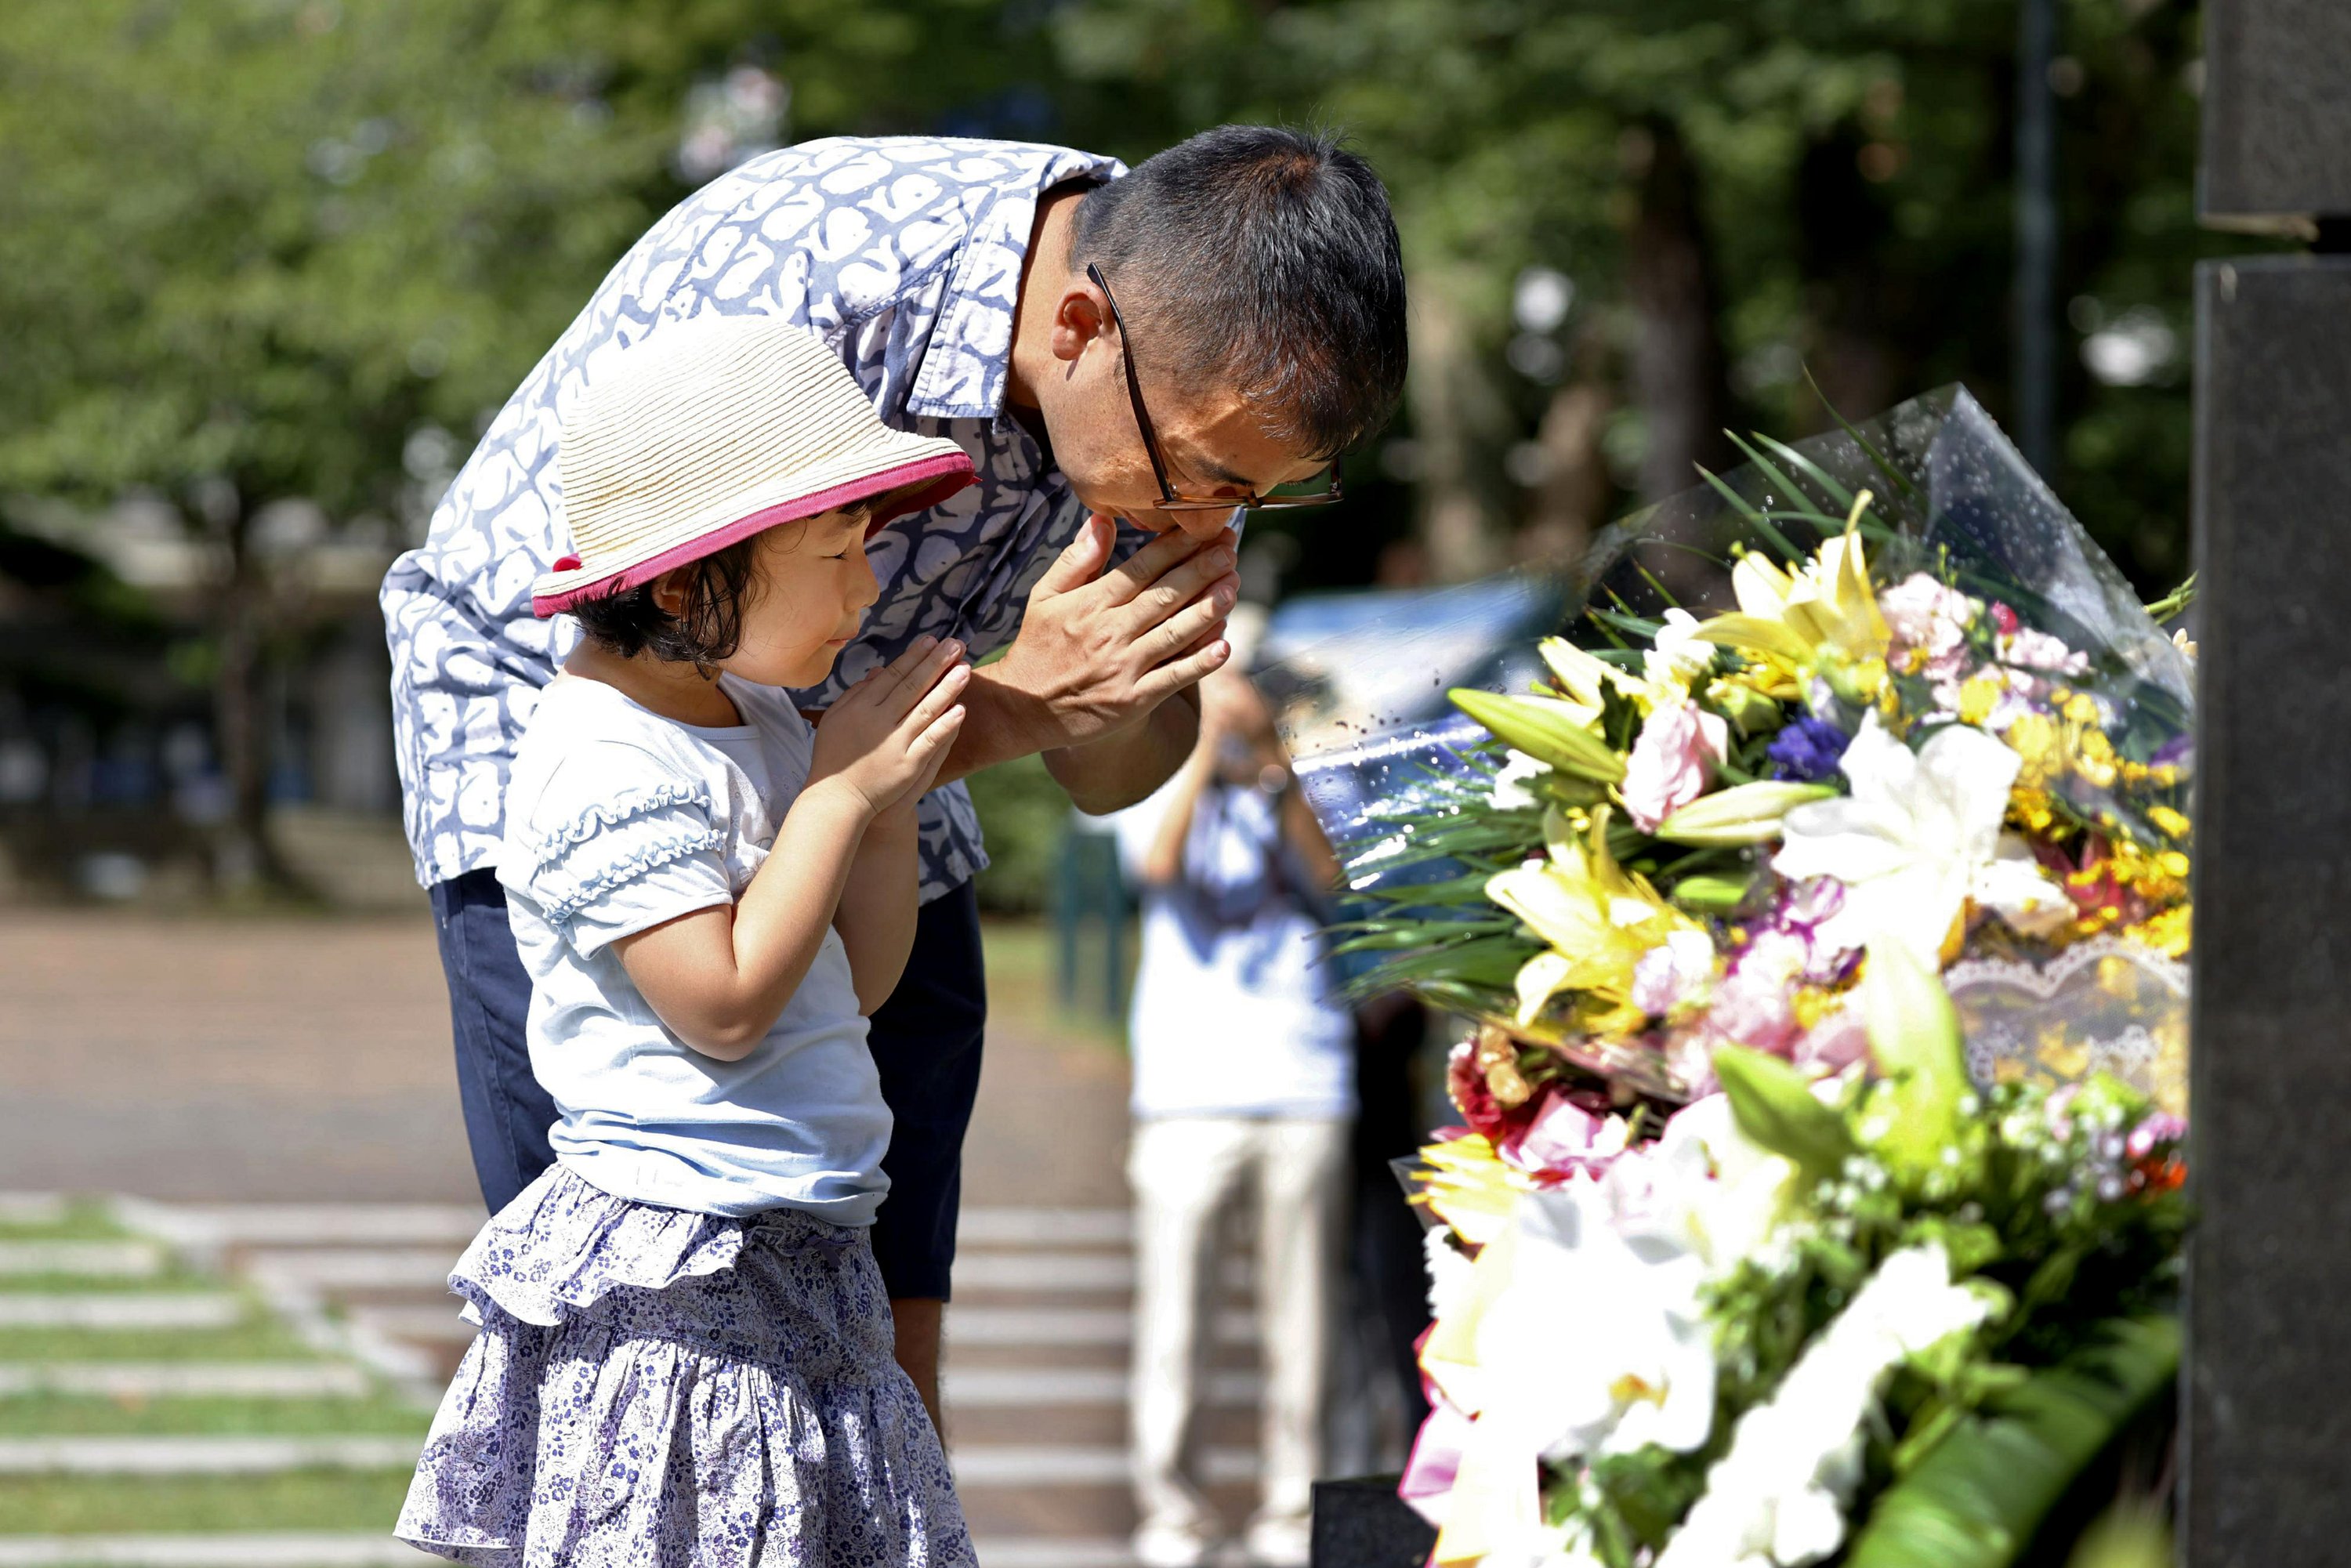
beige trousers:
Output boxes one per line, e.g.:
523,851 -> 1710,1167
1126,1114 -> 1351,1542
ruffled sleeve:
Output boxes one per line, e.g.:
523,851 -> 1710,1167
511,745 -> 735,957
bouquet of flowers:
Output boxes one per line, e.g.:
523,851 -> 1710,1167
1284,389 -> 2196,1566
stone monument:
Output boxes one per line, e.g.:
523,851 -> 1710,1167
2186,2 -> 2351,1564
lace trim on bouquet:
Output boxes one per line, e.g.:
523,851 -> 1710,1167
1945,936 -> 2188,1115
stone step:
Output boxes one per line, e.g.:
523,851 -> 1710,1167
240,1251 -> 458,1292
0,1535 -> 429,1567
0,1435 -> 422,1476
951,1251 -> 1136,1293
944,1367 -> 1258,1409
338,1306 -> 475,1346
948,1305 -> 1257,1348
0,1196 -> 68,1229
114,1201 -> 483,1251
0,1362 -> 371,1399
957,1208 -> 1134,1248
970,1540 -> 1136,1568
0,1242 -> 163,1278
0,1295 -> 242,1330
955,1443 -> 1258,1487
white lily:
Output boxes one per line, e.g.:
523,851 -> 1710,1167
1491,748 -> 1551,811
1655,1243 -> 1993,1568
1474,1182 -> 1716,1450
1772,712 -> 2070,965
1645,607 -> 1718,692
1541,635 -> 1642,721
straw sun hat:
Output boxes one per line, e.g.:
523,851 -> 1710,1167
532,314 -> 976,617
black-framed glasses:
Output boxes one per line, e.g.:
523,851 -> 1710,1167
1088,263 -> 1343,512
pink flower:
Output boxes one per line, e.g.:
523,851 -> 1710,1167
1498,1088 -> 1632,1179
1445,1038 -> 1512,1143
1998,625 -> 2089,676
1622,701 -> 1729,832
1705,954 -> 1802,1057
1633,929 -> 1719,1016
1793,1004 -> 1871,1073
1881,573 -> 1976,683
1399,1392 -> 1473,1528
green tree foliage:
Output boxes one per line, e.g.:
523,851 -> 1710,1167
0,0 -> 2240,887
1046,0 -> 2244,592
0,0 -> 661,879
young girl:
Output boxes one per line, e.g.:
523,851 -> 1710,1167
397,313 -> 982,1566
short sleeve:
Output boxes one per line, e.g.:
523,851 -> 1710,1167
509,747 -> 736,957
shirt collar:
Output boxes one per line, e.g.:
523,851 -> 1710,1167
905,143 -> 1127,422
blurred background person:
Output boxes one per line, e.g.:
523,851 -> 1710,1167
1111,607 -> 1353,1568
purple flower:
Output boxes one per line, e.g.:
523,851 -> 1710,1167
1766,715 -> 1851,783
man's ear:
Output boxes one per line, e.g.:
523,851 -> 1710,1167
1048,275 -> 1112,366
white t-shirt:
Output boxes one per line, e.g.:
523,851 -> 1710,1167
495,674 -> 890,1222
1110,779 -> 1356,1122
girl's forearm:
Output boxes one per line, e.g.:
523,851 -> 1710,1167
831,807 -> 920,1014
723,781 -> 873,1021
618,781 -> 871,1059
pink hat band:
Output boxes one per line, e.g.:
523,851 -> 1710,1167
536,314 -> 978,617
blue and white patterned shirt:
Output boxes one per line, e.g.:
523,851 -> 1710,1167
382,136 -> 1129,899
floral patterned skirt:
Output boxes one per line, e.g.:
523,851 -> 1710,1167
395,1164 -> 974,1568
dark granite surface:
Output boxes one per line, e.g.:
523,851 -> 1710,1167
1311,1476 -> 1437,1568
2185,255 -> 2351,1568
2201,0 -> 2351,222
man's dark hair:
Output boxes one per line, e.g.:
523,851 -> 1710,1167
568,536 -> 759,667
1069,125 -> 1407,460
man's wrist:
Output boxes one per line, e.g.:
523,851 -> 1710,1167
962,662 -> 1059,767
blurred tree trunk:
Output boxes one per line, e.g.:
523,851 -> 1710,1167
1628,119 -> 1733,509
1519,363 -> 1612,569
205,499 -> 292,893
1797,128 -> 1902,427
1406,268 -> 1510,583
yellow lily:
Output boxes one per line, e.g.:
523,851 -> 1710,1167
1538,635 -> 1642,724
1487,808 -> 1696,1027
1695,494 -> 1892,671
1417,1132 -> 1525,1250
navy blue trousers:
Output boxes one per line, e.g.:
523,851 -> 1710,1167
429,871 -> 987,1301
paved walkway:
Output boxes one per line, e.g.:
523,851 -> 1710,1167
0,911 -> 1282,1563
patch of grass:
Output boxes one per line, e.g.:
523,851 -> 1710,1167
0,1316 -> 319,1363
0,1201 -> 132,1241
0,1392 -> 430,1437
980,916 -> 1132,1053
0,1269 -> 220,1295
0,1468 -> 417,1532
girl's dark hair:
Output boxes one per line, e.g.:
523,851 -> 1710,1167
568,537 -> 761,666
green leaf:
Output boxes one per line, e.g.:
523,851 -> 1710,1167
1694,462 -> 1804,563
1753,433 -> 1859,510
1712,1044 -> 1855,1186
1448,688 -> 1628,781
1670,872 -> 1754,914
1864,937 -> 1971,1173
1845,1316 -> 2180,1568
2063,1505 -> 2172,1568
